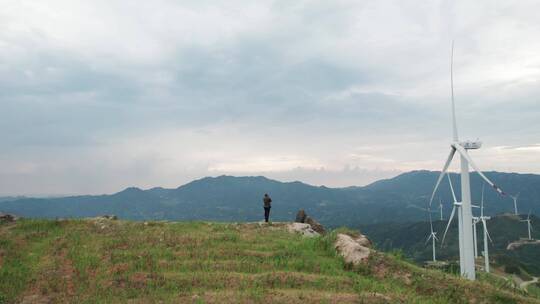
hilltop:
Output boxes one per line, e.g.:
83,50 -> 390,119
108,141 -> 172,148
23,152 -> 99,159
1,218 -> 539,303
1,171 -> 539,226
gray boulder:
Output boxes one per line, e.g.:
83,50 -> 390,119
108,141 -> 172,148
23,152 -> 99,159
335,233 -> 372,265
294,209 -> 325,234
305,216 -> 325,234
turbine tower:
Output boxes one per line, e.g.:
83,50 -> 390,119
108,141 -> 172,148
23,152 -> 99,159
425,210 -> 439,262
520,210 -> 533,240
472,216 -> 479,258
429,42 -> 506,280
471,188 -> 483,259
441,175 -> 464,268
510,193 -> 520,215
479,184 -> 493,273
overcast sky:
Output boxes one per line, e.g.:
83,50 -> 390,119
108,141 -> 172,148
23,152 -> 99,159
1,0 -> 539,195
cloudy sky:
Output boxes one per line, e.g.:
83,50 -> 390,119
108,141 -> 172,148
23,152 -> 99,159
1,0 -> 539,195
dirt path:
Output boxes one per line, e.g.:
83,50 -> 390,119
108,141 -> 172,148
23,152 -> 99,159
520,276 -> 539,290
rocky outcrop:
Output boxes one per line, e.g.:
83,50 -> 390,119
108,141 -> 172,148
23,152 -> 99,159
0,213 -> 18,222
294,210 -> 325,234
334,233 -> 372,265
99,215 -> 118,220
305,217 -> 325,234
91,215 -> 118,230
287,222 -> 320,237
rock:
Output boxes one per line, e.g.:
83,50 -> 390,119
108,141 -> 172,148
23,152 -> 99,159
0,213 -> 18,222
100,215 -> 118,220
305,216 -> 325,234
287,222 -> 320,237
295,209 -> 307,223
293,209 -> 325,234
335,233 -> 372,265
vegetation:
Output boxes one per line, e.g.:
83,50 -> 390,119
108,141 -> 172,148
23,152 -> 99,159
361,214 -> 540,277
1,219 -> 539,303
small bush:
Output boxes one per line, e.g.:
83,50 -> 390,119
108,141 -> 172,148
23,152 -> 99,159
504,264 -> 521,275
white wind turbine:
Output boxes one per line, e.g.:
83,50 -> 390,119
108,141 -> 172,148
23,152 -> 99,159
520,210 -> 534,240
479,184 -> 493,273
510,193 -> 520,215
425,210 -> 439,262
429,42 -> 506,280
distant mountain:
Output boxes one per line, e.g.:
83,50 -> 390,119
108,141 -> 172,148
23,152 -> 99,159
360,214 -> 540,276
366,170 -> 540,216
0,196 -> 26,203
1,171 -> 539,227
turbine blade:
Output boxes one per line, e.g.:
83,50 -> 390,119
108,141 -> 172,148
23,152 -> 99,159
450,40 -> 459,142
482,220 -> 493,244
425,234 -> 433,245
447,174 -> 458,203
442,206 -> 456,246
453,144 -> 506,196
429,209 -> 434,233
486,227 -> 494,244
481,183 -> 485,217
429,148 -> 456,207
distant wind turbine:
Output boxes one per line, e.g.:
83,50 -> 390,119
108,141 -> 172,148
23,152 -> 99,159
479,184 -> 493,273
520,210 -> 534,240
429,42 -> 507,280
510,193 -> 520,215
425,209 -> 439,262
472,216 -> 480,258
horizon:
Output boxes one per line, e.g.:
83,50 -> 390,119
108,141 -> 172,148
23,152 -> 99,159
1,169 -> 534,197
1,1 -> 539,195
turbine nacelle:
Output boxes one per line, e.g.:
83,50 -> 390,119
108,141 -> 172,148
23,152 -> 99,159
457,140 -> 482,150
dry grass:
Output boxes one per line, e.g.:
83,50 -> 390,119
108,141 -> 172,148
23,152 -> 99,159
0,219 -> 538,303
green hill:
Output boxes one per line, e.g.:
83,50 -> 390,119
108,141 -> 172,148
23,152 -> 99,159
360,214 -> 540,276
1,219 -> 539,303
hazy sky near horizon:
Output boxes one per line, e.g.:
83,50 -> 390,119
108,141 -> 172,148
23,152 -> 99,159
1,0 -> 539,195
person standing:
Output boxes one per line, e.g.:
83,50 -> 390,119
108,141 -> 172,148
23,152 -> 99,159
263,193 -> 272,223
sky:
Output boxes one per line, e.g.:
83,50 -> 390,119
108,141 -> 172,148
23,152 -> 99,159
1,0 -> 539,195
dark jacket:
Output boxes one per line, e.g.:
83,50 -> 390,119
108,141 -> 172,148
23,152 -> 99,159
263,196 -> 272,208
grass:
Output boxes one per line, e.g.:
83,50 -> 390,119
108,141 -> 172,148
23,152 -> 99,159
528,283 -> 540,298
0,219 -> 539,303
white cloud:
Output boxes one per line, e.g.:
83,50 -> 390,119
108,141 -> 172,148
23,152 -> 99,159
0,0 -> 539,195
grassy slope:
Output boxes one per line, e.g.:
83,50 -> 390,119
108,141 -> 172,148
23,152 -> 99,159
1,219 -> 539,304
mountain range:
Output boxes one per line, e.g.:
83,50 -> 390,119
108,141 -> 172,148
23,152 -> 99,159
1,170 -> 539,227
